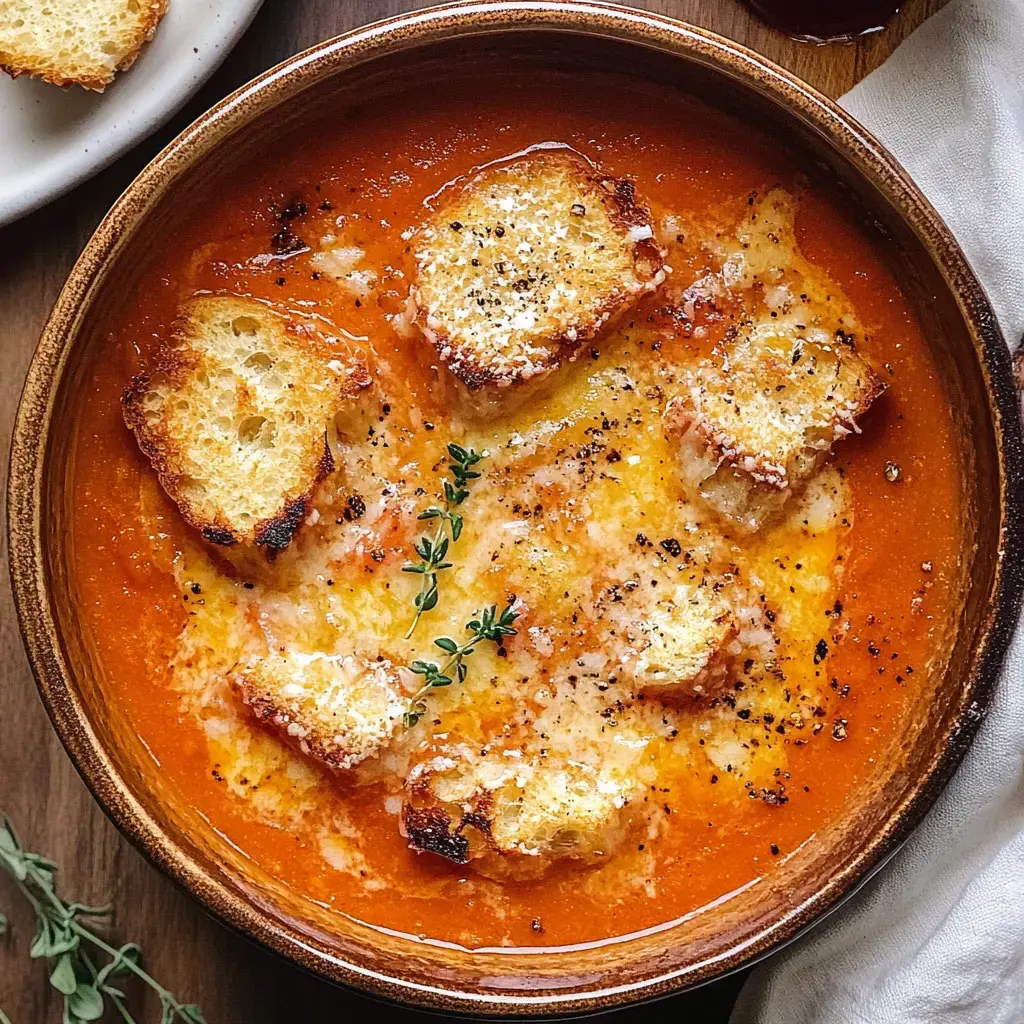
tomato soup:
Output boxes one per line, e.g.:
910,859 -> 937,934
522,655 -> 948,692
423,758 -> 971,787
69,65 -> 960,951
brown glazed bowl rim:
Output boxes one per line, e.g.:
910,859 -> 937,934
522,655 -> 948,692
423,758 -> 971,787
9,1 -> 1024,1017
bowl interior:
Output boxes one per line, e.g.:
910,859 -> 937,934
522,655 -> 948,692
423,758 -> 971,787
22,13 -> 1016,1017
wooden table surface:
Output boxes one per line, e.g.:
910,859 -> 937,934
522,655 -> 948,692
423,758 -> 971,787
0,1 -> 948,1020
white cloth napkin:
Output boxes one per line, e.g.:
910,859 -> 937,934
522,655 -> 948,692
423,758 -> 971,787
731,2 -> 1024,1022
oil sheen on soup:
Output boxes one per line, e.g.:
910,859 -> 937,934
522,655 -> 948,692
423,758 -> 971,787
72,66 -> 960,950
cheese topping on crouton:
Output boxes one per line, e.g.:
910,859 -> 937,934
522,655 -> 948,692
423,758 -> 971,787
411,150 -> 667,390
403,740 -> 648,880
122,296 -> 370,555
665,322 -> 884,533
230,650 -> 406,771
619,584 -> 737,698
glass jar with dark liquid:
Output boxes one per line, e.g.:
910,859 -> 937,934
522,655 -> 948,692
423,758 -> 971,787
744,0 -> 902,42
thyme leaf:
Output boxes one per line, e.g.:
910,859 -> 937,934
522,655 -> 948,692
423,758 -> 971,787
0,816 -> 205,1024
402,443 -> 484,638
402,602 -> 519,727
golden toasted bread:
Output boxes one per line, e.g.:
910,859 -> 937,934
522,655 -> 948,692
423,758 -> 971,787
402,734 -> 648,880
618,584 -> 736,698
403,752 -> 640,879
665,323 -> 884,533
411,149 -> 667,392
122,296 -> 370,556
0,0 -> 167,91
230,650 -> 405,771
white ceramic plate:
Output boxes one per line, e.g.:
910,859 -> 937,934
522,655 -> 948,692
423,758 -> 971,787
0,0 -> 263,226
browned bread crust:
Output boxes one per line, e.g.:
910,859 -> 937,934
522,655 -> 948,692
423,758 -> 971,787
0,0 -> 168,91
229,650 -> 405,772
122,296 -> 370,556
401,744 -> 644,880
665,324 -> 885,533
411,149 -> 668,392
618,584 -> 737,699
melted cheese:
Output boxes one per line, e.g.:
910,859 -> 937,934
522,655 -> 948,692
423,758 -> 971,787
167,187 -> 857,885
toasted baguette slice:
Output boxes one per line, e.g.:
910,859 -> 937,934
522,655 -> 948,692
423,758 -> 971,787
618,584 -> 736,699
402,744 -> 644,880
0,0 -> 167,91
665,324 -> 884,533
230,650 -> 405,771
123,296 -> 370,556
411,150 -> 667,391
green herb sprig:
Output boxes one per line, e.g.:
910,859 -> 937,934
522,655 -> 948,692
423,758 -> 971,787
402,443 -> 484,639
0,816 -> 205,1024
403,602 -> 519,727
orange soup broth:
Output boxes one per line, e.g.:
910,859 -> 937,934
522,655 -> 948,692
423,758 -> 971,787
70,69 -> 960,949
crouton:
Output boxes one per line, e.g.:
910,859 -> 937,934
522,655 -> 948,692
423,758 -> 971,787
0,0 -> 167,91
230,650 -> 406,771
402,744 -> 644,880
122,296 -> 370,555
619,584 -> 736,698
665,323 -> 884,533
411,150 -> 667,391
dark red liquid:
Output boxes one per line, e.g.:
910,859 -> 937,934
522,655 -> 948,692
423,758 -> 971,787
744,0 -> 902,41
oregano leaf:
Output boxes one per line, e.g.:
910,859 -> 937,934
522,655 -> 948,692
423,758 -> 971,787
0,815 -> 205,1023
47,929 -> 80,957
29,919 -> 52,959
67,984 -> 103,1021
50,954 -> 77,996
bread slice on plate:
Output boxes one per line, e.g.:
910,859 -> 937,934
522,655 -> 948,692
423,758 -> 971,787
411,149 -> 668,393
0,0 -> 168,91
122,295 -> 370,557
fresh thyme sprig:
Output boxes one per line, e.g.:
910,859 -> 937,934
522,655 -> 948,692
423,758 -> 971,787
0,816 -> 205,1024
402,443 -> 485,639
402,602 -> 519,727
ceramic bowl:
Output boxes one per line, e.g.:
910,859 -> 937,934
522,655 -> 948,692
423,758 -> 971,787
9,2 -> 1024,1016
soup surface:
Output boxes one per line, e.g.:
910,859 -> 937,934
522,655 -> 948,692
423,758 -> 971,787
71,65 -> 960,950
